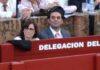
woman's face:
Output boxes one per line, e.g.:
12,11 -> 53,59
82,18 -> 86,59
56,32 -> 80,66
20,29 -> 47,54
24,23 -> 35,39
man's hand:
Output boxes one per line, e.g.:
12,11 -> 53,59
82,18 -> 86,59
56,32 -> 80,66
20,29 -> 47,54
21,9 -> 32,19
47,2 -> 59,9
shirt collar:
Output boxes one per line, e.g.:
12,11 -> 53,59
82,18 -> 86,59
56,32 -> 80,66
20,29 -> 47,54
49,26 -> 61,36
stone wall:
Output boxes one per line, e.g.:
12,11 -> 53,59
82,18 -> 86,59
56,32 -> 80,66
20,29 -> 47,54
0,18 -> 21,43
94,11 -> 100,35
1,12 -> 99,43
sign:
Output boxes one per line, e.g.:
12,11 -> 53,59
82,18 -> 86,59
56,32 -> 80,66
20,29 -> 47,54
32,36 -> 100,55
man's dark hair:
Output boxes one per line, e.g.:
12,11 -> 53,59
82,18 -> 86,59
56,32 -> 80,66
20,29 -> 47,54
47,6 -> 65,19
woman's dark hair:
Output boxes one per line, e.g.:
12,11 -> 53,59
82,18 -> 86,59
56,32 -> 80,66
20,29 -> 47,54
20,19 -> 38,40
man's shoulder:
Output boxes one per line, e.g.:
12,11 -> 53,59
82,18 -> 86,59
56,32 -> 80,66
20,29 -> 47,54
39,27 -> 50,33
61,28 -> 71,37
38,27 -> 51,39
61,28 -> 69,32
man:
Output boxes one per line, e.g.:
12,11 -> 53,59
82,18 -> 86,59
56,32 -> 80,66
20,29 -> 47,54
0,0 -> 16,18
38,6 -> 71,39
68,0 -> 99,12
68,0 -> 96,35
68,0 -> 86,12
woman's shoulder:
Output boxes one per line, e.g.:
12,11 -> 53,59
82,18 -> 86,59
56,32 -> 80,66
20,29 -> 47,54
14,36 -> 22,40
32,37 -> 40,40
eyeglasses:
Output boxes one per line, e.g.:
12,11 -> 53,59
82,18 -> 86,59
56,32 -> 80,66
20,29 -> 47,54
50,16 -> 62,20
24,28 -> 35,31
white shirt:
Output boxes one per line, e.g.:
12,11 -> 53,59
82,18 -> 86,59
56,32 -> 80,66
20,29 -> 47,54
0,0 -> 16,18
18,0 -> 48,13
14,36 -> 39,40
47,0 -> 77,13
50,26 -> 63,38
18,0 -> 77,14
47,0 -> 68,6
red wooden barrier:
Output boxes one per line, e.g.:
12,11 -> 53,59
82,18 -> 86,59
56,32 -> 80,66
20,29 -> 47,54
96,54 -> 100,70
22,54 -> 95,70
0,62 -> 10,70
0,53 -> 96,70
31,35 -> 100,59
1,35 -> 100,62
0,43 -> 14,62
11,62 -> 25,70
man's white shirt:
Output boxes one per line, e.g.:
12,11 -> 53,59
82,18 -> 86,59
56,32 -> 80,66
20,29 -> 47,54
50,26 -> 63,38
0,0 -> 16,18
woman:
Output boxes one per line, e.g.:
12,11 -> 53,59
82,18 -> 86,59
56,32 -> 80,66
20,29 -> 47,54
14,19 -> 39,40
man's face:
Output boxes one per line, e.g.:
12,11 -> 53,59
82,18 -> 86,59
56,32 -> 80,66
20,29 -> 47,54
48,12 -> 63,28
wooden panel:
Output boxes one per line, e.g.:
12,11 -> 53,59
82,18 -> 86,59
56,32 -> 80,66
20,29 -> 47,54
0,18 -> 21,43
0,62 -> 10,70
96,54 -> 100,70
94,11 -> 100,35
73,13 -> 89,37
24,54 -> 95,70
11,62 -> 25,70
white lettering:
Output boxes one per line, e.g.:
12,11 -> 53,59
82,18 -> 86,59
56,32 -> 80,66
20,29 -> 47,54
87,41 -> 100,47
39,42 -> 84,51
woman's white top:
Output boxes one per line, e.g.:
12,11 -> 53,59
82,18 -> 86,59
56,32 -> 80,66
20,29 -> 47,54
14,36 -> 39,40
